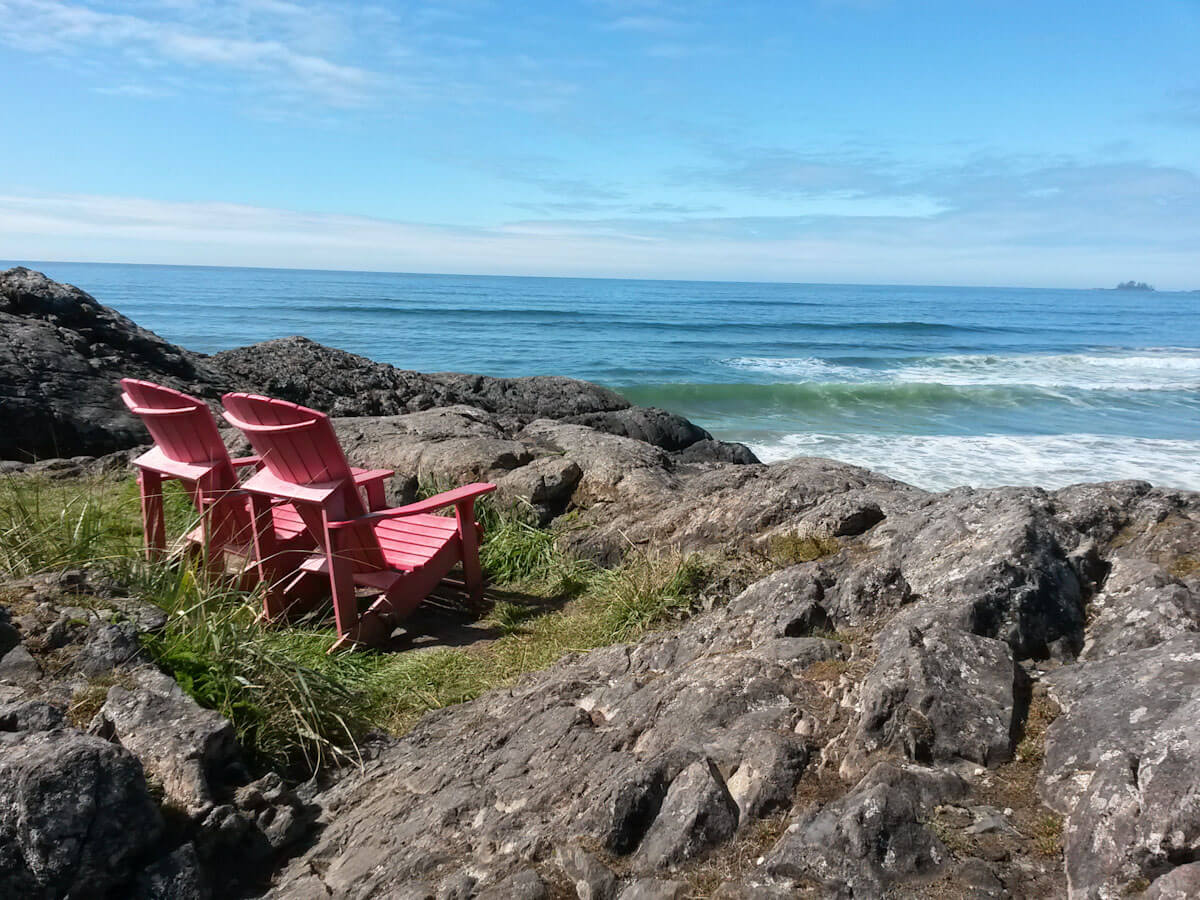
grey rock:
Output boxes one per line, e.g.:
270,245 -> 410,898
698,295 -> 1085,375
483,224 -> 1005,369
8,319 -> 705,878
635,758 -> 740,870
724,731 -> 809,821
0,266 -> 224,459
0,728 -> 163,898
764,762 -> 967,896
477,868 -> 548,900
846,624 -> 1019,775
673,439 -> 759,465
617,879 -> 686,900
753,636 -> 846,667
1039,632 -> 1200,899
495,455 -> 583,523
1146,862 -> 1200,900
0,618 -> 19,657
132,842 -> 210,900
561,406 -> 711,452
92,667 -> 239,817
0,643 -> 41,685
864,488 -> 1085,659
74,620 -> 145,675
0,700 -> 64,732
213,335 -> 629,421
1081,557 -> 1200,660
106,596 -> 171,633
557,844 -> 618,900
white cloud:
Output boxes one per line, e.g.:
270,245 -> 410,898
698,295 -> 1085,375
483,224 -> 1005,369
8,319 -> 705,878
2,190 -> 1197,289
0,1 -> 378,106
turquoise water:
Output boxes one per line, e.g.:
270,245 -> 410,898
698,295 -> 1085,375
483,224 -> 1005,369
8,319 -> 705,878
13,260 -> 1200,491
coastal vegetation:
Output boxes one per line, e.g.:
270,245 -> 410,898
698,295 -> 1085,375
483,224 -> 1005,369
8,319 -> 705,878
1115,280 -> 1155,290
0,472 -> 716,773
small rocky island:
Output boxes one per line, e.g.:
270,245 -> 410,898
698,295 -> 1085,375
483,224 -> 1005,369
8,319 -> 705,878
3,267 -> 1200,899
1115,280 -> 1155,291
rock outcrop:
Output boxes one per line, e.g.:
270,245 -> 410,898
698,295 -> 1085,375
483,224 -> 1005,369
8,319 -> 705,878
266,477 -> 1200,898
0,267 -> 223,460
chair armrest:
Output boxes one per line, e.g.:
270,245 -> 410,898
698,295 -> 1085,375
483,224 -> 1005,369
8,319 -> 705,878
327,483 -> 496,529
351,468 -> 393,485
230,455 -> 262,468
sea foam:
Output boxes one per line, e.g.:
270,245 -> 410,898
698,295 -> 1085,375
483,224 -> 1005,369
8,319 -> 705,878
752,432 -> 1200,492
723,351 -> 1200,392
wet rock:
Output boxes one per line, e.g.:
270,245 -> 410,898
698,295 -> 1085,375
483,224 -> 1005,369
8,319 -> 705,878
635,758 -> 740,869
213,336 -> 629,421
0,728 -> 163,897
673,439 -> 759,465
561,406 -> 711,452
92,667 -> 239,817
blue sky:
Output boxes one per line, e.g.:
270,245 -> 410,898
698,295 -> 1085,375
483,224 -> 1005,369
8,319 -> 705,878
0,0 -> 1197,287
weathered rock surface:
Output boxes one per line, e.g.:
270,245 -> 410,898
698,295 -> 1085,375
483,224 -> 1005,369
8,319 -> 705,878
1040,633 -> 1200,899
0,728 -> 164,898
0,571 -> 313,899
846,623 -> 1020,775
764,762 -> 967,895
266,478 -> 1200,897
92,667 -> 240,817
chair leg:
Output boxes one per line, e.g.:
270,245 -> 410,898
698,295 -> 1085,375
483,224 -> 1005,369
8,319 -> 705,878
138,471 -> 167,561
456,500 -> 484,607
326,531 -> 360,646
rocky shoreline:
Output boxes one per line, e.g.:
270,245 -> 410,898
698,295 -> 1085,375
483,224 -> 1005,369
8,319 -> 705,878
2,267 -> 1199,899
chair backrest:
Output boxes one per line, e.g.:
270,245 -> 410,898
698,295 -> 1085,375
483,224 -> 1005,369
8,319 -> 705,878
222,393 -> 383,568
220,393 -> 355,488
120,378 -> 230,467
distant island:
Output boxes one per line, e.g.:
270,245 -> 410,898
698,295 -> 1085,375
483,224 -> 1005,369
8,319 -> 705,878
1115,280 -> 1155,291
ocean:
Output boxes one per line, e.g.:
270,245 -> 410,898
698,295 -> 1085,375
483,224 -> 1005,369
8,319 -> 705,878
13,260 -> 1200,492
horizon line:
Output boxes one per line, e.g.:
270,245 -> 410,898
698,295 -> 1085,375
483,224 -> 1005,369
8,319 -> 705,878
3,257 -> 1188,296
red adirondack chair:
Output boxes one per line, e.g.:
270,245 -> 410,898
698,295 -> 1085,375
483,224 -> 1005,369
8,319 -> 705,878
220,392 -> 496,650
119,379 -> 391,591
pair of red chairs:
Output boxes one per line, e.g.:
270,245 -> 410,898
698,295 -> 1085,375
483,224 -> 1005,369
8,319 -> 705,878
120,379 -> 495,649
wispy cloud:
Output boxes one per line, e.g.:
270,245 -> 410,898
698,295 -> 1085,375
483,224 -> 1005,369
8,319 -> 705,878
0,0 -> 376,106
91,82 -> 172,98
605,15 -> 682,33
0,0 -> 587,113
3,166 -> 1197,288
